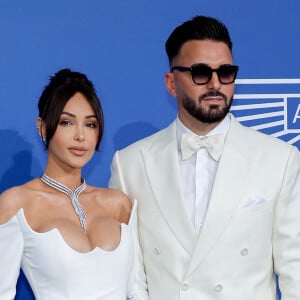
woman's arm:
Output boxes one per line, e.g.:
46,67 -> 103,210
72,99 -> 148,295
0,215 -> 23,299
0,188 -> 24,299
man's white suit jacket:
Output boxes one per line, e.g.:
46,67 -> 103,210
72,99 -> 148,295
109,114 -> 300,300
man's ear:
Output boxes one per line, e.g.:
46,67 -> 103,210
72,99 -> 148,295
165,72 -> 177,97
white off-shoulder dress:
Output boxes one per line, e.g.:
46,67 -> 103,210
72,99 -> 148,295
0,200 -> 148,300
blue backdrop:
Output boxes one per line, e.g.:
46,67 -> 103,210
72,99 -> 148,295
0,1 -> 299,298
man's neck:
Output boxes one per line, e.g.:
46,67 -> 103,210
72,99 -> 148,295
178,114 -> 230,136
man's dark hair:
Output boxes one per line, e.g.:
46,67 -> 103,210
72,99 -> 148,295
165,15 -> 233,65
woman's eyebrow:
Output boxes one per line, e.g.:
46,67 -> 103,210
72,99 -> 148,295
61,112 -> 97,119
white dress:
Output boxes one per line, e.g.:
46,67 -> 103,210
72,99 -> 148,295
0,201 -> 148,300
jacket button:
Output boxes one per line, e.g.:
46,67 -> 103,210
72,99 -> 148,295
241,248 -> 248,256
181,283 -> 189,291
214,284 -> 223,292
153,247 -> 161,255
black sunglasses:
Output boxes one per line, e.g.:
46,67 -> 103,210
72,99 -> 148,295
171,63 -> 239,85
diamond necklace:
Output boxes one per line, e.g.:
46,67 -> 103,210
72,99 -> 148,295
40,173 -> 87,231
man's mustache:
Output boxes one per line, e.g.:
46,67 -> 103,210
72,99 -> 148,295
199,90 -> 227,101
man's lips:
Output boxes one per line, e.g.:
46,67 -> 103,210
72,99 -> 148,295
200,91 -> 227,103
201,96 -> 224,104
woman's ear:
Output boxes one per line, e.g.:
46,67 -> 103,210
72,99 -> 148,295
36,117 -> 46,141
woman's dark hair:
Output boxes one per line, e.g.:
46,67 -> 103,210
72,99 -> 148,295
38,68 -> 104,150
165,15 -> 233,66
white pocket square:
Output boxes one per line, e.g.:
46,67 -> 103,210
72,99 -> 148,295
242,195 -> 266,208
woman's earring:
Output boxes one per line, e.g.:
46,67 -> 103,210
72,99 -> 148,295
37,126 -> 45,142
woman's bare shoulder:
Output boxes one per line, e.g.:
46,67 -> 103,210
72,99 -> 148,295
0,179 -> 38,222
88,186 -> 132,223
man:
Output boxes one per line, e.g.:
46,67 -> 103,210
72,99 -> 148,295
109,16 -> 300,299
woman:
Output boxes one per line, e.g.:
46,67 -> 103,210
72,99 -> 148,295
0,69 -> 148,299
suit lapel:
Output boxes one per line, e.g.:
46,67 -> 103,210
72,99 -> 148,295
142,121 -> 197,254
186,117 -> 251,275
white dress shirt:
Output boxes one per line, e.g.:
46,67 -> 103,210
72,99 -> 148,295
176,114 -> 231,234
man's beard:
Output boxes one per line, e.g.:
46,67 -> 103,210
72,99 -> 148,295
182,90 -> 233,123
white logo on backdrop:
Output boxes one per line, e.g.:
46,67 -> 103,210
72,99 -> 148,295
231,79 -> 300,146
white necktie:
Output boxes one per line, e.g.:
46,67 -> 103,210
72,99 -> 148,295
181,133 -> 225,161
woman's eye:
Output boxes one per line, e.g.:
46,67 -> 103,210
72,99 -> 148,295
59,120 -> 71,126
86,122 -> 98,128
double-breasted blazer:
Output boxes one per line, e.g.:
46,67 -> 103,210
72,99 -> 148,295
109,114 -> 300,300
